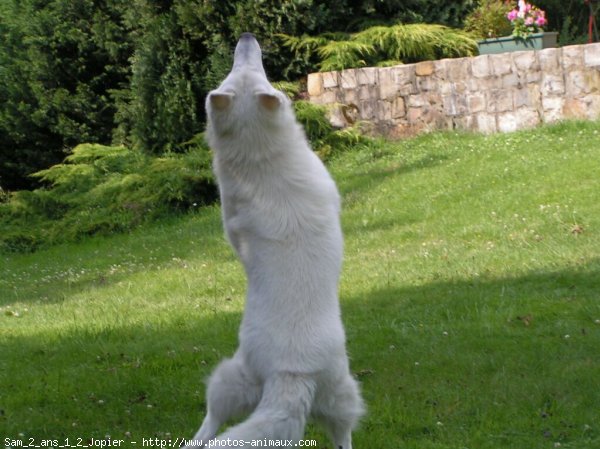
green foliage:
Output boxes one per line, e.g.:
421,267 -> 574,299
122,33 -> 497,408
294,101 -> 375,160
464,0 -> 513,39
318,40 -> 377,71
281,23 -> 479,72
558,15 -> 589,46
117,3 -> 208,154
347,0 -> 478,29
534,0 -> 590,44
0,0 -> 135,190
0,142 -> 215,253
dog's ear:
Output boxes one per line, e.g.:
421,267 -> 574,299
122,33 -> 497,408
209,92 -> 234,111
256,92 -> 281,111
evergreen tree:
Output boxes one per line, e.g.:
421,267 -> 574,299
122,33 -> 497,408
0,0 -> 134,190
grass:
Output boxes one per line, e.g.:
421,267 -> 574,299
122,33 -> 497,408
1,120 -> 600,448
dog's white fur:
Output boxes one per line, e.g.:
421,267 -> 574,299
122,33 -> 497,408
186,33 -> 364,449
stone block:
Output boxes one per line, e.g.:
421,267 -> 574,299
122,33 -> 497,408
490,53 -> 512,76
394,65 -> 417,95
584,42 -> 600,67
445,58 -> 470,80
453,80 -> 468,94
307,73 -> 323,97
471,55 -> 491,78
328,106 -> 347,128
523,70 -> 542,84
584,94 -> 600,118
392,97 -> 406,118
541,96 -> 565,122
475,113 -> 497,134
443,94 -> 467,116
502,73 -> 520,88
322,71 -> 339,89
514,87 -> 531,108
439,81 -> 453,96
541,74 -> 565,96
407,94 -> 428,108
451,115 -> 473,132
487,89 -> 513,112
477,75 -> 502,91
340,69 -> 357,89
563,98 -> 588,119
378,100 -> 393,121
319,90 -> 338,104
512,51 -> 537,72
497,112 -> 519,133
467,93 -> 486,113
358,85 -> 375,101
356,67 -> 378,85
443,95 -> 457,116
538,48 -> 560,72
342,88 -> 358,105
587,69 -> 600,92
542,95 -> 564,110
415,61 -> 435,76
527,84 -> 542,109
562,45 -> 584,69
358,100 -> 377,120
407,107 -> 425,123
417,75 -> 436,91
378,67 -> 397,100
564,71 -> 591,96
515,107 -> 541,129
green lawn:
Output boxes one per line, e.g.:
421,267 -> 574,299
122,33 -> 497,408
2,121 -> 599,448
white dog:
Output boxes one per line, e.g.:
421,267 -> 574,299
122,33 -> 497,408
186,33 -> 364,449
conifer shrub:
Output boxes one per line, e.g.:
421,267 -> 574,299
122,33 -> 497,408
279,23 -> 478,72
0,141 -> 216,253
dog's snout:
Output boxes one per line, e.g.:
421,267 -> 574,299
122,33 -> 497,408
232,32 -> 265,77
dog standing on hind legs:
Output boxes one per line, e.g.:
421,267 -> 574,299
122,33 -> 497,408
184,33 -> 364,449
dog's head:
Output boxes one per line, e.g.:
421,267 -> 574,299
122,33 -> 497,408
205,33 -> 293,143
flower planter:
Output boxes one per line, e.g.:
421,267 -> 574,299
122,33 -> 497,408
477,31 -> 558,55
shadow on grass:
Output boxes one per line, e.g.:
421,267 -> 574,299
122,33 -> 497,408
342,261 -> 600,447
2,260 -> 599,447
337,152 -> 449,208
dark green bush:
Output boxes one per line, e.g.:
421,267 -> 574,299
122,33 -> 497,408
464,0 -> 513,39
0,141 -> 216,253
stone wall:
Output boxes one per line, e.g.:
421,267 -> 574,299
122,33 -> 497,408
307,43 -> 600,137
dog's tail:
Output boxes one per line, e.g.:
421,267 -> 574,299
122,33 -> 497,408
211,372 -> 315,446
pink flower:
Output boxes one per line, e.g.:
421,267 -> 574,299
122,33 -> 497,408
524,16 -> 534,25
535,16 -> 547,26
507,9 -> 519,21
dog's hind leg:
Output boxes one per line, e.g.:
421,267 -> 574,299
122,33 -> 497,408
212,372 -> 316,445
313,373 -> 365,449
190,353 -> 262,445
